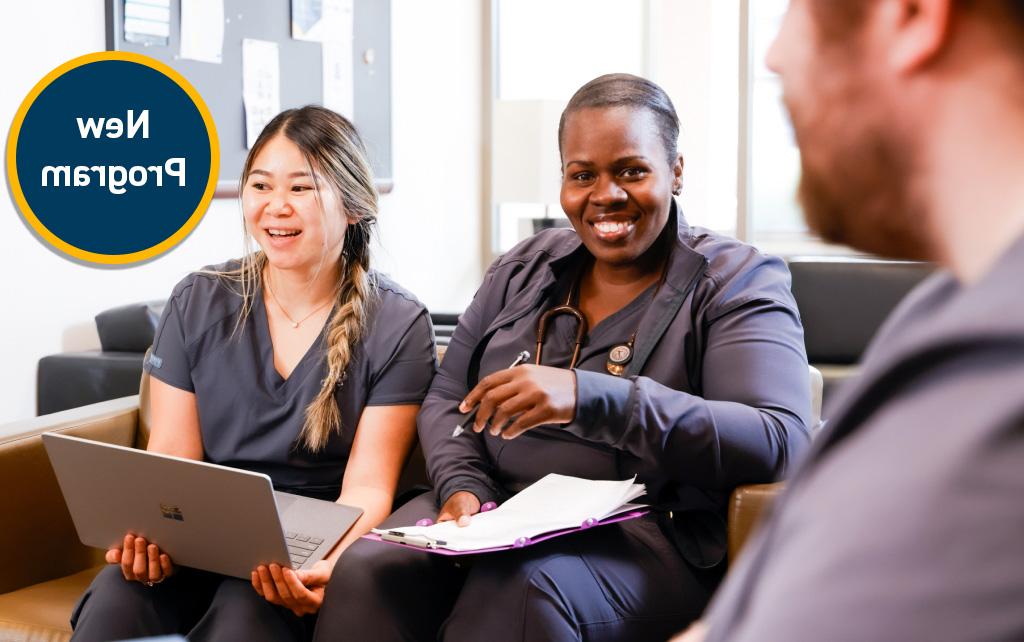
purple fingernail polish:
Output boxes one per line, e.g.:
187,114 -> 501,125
480,501 -> 497,512
415,518 -> 434,527
581,517 -> 598,529
514,537 -> 530,548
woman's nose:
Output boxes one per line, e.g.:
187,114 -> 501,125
590,176 -> 627,206
266,192 -> 293,216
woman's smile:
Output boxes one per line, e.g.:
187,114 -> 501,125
588,215 -> 639,243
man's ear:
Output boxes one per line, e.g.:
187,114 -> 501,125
885,0 -> 954,73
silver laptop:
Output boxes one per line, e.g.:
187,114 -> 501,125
42,432 -> 362,580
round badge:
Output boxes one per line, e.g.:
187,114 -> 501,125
6,51 -> 219,265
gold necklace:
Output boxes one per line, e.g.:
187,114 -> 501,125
264,277 -> 334,329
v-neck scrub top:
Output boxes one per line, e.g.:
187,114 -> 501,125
143,261 -> 436,501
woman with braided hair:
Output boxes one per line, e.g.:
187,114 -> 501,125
70,105 -> 436,642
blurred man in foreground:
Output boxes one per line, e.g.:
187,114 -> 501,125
676,0 -> 1024,640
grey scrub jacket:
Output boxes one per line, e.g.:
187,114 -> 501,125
419,203 -> 813,570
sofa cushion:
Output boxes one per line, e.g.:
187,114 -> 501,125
94,301 -> 164,353
0,565 -> 102,641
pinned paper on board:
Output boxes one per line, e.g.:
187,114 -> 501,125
292,0 -> 354,43
124,0 -> 171,46
242,39 -> 281,148
180,0 -> 225,64
322,41 -> 354,118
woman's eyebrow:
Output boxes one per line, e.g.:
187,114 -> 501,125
565,155 -> 651,168
564,159 -> 593,169
614,155 -> 651,164
247,169 -> 319,179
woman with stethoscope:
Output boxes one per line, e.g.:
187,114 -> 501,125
311,74 -> 813,642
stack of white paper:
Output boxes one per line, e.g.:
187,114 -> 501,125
374,474 -> 646,552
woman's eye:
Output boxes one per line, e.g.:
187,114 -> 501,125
292,185 -> 313,192
621,167 -> 648,179
250,182 -> 269,191
571,172 -> 594,183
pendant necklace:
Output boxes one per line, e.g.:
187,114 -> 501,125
265,277 -> 335,329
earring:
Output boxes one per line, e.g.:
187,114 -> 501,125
672,185 -> 682,196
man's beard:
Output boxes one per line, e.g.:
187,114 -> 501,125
797,121 -> 934,261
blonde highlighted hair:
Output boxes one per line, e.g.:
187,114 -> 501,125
219,105 -> 379,452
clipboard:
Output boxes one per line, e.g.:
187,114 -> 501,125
363,509 -> 650,556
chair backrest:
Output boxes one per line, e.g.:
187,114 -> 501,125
789,259 -> 931,365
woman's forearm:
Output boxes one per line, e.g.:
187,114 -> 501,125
324,486 -> 396,562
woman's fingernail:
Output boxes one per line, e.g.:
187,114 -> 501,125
459,401 -> 468,412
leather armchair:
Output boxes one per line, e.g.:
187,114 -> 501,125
0,394 -> 146,640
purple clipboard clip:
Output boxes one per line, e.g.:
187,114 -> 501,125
363,509 -> 650,556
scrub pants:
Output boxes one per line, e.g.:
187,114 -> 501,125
70,565 -> 313,642
313,492 -> 720,642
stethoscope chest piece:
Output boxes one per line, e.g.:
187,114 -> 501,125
606,340 -> 634,376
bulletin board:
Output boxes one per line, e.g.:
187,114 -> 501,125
105,0 -> 393,196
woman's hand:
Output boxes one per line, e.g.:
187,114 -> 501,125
106,533 -> 175,585
437,490 -> 481,527
460,364 -> 577,439
252,559 -> 332,616
669,620 -> 708,642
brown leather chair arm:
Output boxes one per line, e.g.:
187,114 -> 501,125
0,396 -> 140,594
728,482 -> 785,562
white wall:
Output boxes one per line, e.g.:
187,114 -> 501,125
0,0 -> 484,424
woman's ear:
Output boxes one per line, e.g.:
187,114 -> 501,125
672,154 -> 684,195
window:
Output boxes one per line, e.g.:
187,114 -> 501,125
490,0 -> 740,255
747,0 -> 806,242
488,0 -> 854,260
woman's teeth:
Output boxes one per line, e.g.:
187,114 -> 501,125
594,221 -> 633,234
268,229 -> 300,237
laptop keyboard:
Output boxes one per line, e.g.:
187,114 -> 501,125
284,531 -> 325,567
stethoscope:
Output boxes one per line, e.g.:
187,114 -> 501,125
533,265 -> 665,376
534,297 -> 588,371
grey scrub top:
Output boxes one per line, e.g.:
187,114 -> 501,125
143,260 -> 436,501
479,261 -> 658,492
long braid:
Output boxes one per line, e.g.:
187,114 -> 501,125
299,239 -> 374,451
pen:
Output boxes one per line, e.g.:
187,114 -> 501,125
451,350 -> 531,437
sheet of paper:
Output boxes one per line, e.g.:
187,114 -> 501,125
124,0 -> 171,46
321,40 -> 354,118
293,0 -> 354,43
379,474 -> 647,552
242,39 -> 281,148
180,0 -> 224,64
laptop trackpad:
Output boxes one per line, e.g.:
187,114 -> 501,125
274,491 -> 363,565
